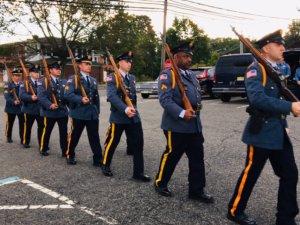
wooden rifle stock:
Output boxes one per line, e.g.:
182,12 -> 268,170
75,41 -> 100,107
4,63 -> 19,101
18,57 -> 36,96
160,36 -> 193,110
41,52 -> 58,105
66,43 -> 87,98
105,48 -> 134,108
231,27 -> 299,102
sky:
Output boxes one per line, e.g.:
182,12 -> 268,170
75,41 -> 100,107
1,0 -> 300,44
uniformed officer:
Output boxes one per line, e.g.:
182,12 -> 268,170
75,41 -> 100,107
102,51 -> 150,182
37,61 -> 68,156
154,41 -> 214,203
19,64 -> 43,149
4,68 -> 24,143
227,30 -> 300,225
64,55 -> 103,166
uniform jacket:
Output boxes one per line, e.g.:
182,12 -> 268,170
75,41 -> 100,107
37,77 -> 68,118
242,61 -> 292,150
158,68 -> 202,133
106,72 -> 141,124
19,79 -> 40,115
64,74 -> 100,120
4,82 -> 22,114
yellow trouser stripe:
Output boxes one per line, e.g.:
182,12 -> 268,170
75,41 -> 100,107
40,117 -> 47,152
23,113 -> 27,144
66,118 -> 74,159
103,123 -> 115,165
155,131 -> 173,186
230,145 -> 254,216
5,113 -> 9,137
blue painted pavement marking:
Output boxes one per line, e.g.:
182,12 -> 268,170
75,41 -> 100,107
0,176 -> 20,184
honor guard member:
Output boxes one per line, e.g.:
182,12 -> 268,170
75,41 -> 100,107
37,61 -> 68,156
4,68 -> 24,143
102,51 -> 150,182
154,41 -> 214,203
64,55 -> 103,166
227,30 -> 300,225
19,64 -> 43,149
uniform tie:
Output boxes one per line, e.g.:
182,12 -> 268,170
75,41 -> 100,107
56,78 -> 59,86
125,74 -> 129,83
86,76 -> 91,88
34,80 -> 37,88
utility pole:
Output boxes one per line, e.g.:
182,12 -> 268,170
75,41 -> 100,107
161,0 -> 167,70
240,41 -> 243,54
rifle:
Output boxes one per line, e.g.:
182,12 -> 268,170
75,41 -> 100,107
66,43 -> 87,98
231,27 -> 299,102
40,51 -> 58,105
4,63 -> 19,101
160,36 -> 193,111
18,57 -> 36,96
105,47 -> 134,108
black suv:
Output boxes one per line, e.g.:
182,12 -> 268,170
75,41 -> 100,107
212,53 -> 255,102
190,67 -> 215,97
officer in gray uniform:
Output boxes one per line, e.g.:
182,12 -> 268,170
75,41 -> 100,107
37,61 -> 68,156
64,55 -> 103,166
19,64 -> 43,149
227,30 -> 300,225
4,68 -> 24,143
102,51 -> 150,182
154,41 -> 214,203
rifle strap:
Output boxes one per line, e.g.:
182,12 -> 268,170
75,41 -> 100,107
45,77 -> 48,89
258,63 -> 267,87
25,80 -> 29,93
170,69 -> 176,89
115,72 -> 119,89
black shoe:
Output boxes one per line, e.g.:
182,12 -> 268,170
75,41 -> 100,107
46,147 -> 50,151
227,212 -> 257,225
40,152 -> 49,156
133,173 -> 151,182
66,158 -> 77,165
101,166 -> 113,177
154,184 -> 173,197
276,221 -> 298,225
189,190 -> 214,204
61,152 -> 67,157
23,144 -> 30,148
7,138 -> 13,143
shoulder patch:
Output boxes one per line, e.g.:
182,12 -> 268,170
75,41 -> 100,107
160,74 -> 168,80
246,70 -> 257,78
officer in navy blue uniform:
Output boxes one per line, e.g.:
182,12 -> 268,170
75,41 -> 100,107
37,61 -> 68,156
4,68 -> 24,143
227,30 -> 300,225
154,41 -> 214,203
101,51 -> 150,182
19,64 -> 43,149
64,55 -> 103,166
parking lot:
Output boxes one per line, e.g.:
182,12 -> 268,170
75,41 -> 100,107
0,90 -> 299,225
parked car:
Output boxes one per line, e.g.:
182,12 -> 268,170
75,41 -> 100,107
212,53 -> 255,102
190,66 -> 215,97
136,78 -> 158,99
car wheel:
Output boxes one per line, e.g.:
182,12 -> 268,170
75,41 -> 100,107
220,94 -> 231,102
141,94 -> 150,99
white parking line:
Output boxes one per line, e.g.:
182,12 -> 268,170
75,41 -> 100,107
0,177 -> 118,225
237,105 -> 248,109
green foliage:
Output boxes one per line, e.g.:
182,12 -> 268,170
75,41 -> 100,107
284,20 -> 300,48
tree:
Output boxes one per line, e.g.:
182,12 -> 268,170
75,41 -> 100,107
0,0 -> 123,59
284,20 -> 300,48
88,11 -> 160,79
165,17 -> 210,66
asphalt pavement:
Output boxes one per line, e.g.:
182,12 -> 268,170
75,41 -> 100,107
0,91 -> 299,225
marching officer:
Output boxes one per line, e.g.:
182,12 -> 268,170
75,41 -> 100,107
37,61 -> 68,156
154,41 -> 214,203
102,51 -> 150,182
19,64 -> 43,149
4,68 -> 24,143
227,30 -> 300,225
64,55 -> 103,166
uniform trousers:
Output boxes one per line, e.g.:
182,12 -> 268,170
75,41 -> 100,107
5,112 -> 24,142
40,116 -> 68,154
66,118 -> 102,164
102,122 -> 144,175
228,133 -> 298,225
155,130 -> 206,193
23,113 -> 43,146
